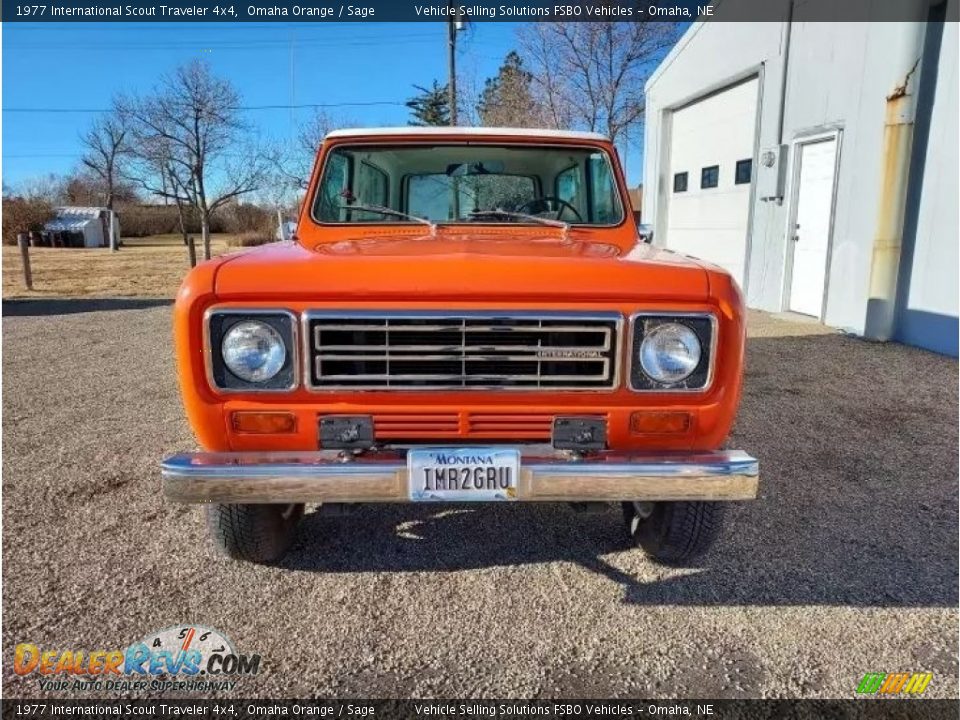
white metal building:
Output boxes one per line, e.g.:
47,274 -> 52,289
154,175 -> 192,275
45,207 -> 120,248
643,1 -> 958,355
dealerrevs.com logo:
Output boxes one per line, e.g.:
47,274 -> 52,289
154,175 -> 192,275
856,672 -> 932,696
13,625 -> 261,693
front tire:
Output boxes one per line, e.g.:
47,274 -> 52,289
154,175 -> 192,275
206,503 -> 304,564
622,501 -> 724,564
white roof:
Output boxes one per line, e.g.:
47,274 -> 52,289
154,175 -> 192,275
325,127 -> 610,142
45,206 -> 106,232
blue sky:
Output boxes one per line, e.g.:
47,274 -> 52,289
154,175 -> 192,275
2,22 -> 647,190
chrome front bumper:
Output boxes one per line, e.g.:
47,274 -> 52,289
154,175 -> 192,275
162,449 -> 759,504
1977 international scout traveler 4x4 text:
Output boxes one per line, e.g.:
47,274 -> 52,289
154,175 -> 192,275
162,127 -> 759,565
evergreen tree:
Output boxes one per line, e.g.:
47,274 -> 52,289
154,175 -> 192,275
406,81 -> 451,126
476,51 -> 542,128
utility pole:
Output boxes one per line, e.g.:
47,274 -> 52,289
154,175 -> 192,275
447,2 -> 463,219
447,0 -> 459,125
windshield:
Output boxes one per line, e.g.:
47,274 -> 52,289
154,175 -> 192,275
312,144 -> 624,226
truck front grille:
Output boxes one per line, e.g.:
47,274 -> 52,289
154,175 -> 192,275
305,312 -> 620,390
317,411 -> 585,440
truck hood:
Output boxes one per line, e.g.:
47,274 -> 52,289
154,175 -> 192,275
213,234 -> 711,302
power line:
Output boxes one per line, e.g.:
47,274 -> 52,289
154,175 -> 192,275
3,100 -> 408,113
4,153 -> 79,158
3,31 -> 448,51
245,101 -> 406,110
6,151 -> 273,159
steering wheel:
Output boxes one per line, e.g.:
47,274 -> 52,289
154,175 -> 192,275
515,196 -> 584,223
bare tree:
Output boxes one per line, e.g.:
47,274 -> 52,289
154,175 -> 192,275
267,109 -> 339,194
263,109 -> 354,214
297,109 -> 340,158
121,115 -> 197,247
79,114 -> 131,211
63,169 -> 137,208
140,133 -> 194,245
455,62 -> 484,127
10,174 -> 68,205
120,60 -> 266,260
518,22 -> 681,145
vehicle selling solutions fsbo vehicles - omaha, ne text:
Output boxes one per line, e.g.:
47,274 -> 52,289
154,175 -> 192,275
162,127 -> 760,564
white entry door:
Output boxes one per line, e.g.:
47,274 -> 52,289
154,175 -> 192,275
789,137 -> 838,317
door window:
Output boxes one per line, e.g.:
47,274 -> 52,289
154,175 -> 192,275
589,154 -> 618,223
316,152 -> 350,221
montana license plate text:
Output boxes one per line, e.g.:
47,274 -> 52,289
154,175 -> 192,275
408,448 -> 519,501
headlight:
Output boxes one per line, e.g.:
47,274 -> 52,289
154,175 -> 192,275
631,315 -> 714,391
221,321 -> 287,382
639,323 -> 701,383
206,310 -> 297,391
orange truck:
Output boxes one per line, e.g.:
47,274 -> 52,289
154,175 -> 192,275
162,127 -> 759,564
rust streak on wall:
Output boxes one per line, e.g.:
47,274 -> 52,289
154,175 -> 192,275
866,64 -> 919,341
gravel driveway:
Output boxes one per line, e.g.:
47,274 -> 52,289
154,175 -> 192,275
3,301 -> 957,699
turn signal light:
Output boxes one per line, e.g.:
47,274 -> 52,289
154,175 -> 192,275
630,411 -> 691,435
231,411 -> 298,434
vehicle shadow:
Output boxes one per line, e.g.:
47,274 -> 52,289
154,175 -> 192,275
2,297 -> 173,317
283,330 -> 958,608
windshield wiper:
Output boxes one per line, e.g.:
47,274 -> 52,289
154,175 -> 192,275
340,203 -> 436,233
468,208 -> 571,235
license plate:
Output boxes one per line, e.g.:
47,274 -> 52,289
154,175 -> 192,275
408,447 -> 519,501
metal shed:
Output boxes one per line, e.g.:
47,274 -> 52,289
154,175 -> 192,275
45,207 -> 120,248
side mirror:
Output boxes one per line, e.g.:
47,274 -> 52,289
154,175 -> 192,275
635,215 -> 654,245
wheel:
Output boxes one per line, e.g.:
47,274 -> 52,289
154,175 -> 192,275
622,501 -> 724,564
206,503 -> 304,564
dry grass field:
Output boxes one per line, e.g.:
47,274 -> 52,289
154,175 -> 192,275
1,234 -> 240,299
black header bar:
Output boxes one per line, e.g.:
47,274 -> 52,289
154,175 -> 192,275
3,0 -> 956,23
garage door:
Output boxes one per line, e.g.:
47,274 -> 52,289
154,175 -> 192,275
664,78 -> 759,287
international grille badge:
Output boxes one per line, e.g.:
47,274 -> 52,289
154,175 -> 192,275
536,349 -> 605,359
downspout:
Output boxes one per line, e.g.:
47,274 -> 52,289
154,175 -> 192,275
776,0 -> 794,149
863,56 -> 921,341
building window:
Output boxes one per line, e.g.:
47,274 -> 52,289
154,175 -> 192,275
735,159 -> 753,185
673,172 -> 688,193
701,165 -> 719,189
